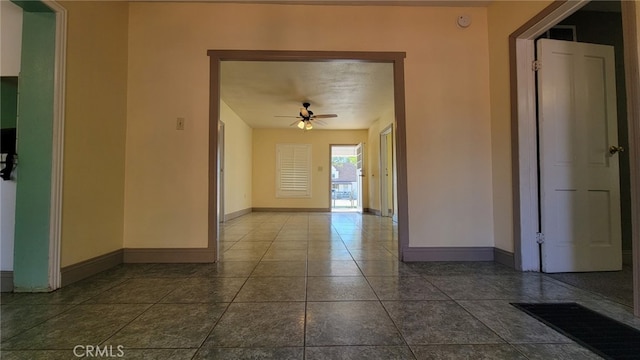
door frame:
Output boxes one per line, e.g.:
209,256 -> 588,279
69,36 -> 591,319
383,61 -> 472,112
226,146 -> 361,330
510,0 -> 640,315
47,0 -> 66,291
207,50 -> 408,261
10,0 -> 66,291
355,142 -> 364,213
218,120 -> 225,223
380,125 -> 394,218
328,144 -> 360,212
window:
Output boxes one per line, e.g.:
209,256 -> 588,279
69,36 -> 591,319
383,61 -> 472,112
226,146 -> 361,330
276,144 -> 311,198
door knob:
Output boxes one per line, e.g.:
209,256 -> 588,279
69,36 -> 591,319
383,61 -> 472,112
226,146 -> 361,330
609,145 -> 624,155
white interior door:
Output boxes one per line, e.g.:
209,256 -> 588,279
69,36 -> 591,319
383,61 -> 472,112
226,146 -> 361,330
537,39 -> 622,272
356,142 -> 363,213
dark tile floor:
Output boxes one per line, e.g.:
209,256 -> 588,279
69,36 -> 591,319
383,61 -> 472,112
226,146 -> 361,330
1,212 -> 638,359
548,265 -> 634,307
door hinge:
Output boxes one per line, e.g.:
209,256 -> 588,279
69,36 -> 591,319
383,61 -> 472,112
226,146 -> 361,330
536,232 -> 545,244
532,60 -> 542,71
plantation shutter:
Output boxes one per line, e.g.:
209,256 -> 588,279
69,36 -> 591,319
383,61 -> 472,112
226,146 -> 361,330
276,144 -> 311,198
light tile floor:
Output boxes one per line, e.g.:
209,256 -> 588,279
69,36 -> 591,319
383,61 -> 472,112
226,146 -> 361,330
1,212 -> 638,359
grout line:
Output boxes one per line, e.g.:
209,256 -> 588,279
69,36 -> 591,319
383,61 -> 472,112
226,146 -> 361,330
192,217 -> 277,357
453,298 -> 519,346
193,301 -> 234,355
16,212 -> 619,358
98,302 -> 155,347
303,213 -> 309,359
0,301 -> 79,343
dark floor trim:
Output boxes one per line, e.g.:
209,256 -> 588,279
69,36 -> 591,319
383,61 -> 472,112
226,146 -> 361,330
623,249 -> 633,266
61,249 -> 124,287
252,207 -> 330,213
1,271 -> 13,292
123,248 -> 215,263
224,208 -> 251,222
365,208 -> 381,216
494,248 -> 515,268
403,246 -> 494,262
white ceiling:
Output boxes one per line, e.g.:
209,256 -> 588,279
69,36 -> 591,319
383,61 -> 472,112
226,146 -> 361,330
220,61 -> 395,130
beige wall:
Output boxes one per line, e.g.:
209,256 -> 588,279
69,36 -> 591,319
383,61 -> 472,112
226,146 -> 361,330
123,2 -> 495,249
47,0 -> 640,265
399,11 -> 493,247
487,0 -> 552,252
220,100 -> 253,216
60,1 -> 129,266
253,129 -> 368,209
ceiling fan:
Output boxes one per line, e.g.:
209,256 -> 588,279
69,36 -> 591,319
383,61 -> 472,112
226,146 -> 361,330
276,102 -> 338,130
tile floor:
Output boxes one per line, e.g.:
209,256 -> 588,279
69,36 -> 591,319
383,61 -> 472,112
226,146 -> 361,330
1,212 -> 639,359
548,265 -> 634,307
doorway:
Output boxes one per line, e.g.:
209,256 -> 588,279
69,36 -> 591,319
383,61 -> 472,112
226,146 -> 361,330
511,0 -> 639,314
330,145 -> 361,213
6,0 -> 66,292
208,50 -> 408,261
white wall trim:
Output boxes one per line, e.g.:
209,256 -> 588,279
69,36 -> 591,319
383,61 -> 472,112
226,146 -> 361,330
514,37 -> 539,271
516,2 -> 586,40
42,0 -> 66,291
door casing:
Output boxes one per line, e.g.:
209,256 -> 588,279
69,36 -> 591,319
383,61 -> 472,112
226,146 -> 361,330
218,120 -> 225,223
510,0 -> 640,316
207,50 -> 408,261
9,0 -> 66,291
380,125 -> 394,218
356,142 -> 364,213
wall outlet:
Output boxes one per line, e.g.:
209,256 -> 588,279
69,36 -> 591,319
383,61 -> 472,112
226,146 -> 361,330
176,117 -> 185,130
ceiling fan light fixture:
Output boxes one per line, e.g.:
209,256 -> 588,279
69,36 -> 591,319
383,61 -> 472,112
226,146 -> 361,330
280,102 -> 336,130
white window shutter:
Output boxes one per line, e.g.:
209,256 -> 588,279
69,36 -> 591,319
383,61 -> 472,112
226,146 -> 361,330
276,144 -> 311,198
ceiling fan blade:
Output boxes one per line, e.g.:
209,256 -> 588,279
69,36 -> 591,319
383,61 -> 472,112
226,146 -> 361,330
275,115 -> 301,118
290,120 -> 302,126
313,114 -> 338,119
314,119 -> 328,126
